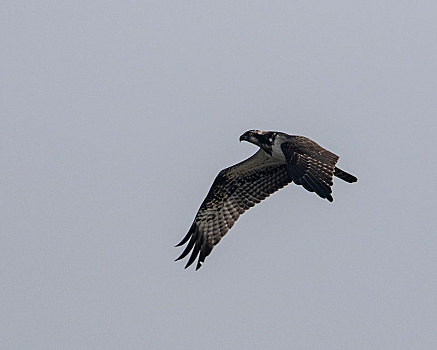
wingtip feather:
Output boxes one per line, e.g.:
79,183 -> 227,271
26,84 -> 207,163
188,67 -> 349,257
175,222 -> 197,247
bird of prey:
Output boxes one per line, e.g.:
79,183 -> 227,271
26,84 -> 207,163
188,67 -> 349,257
176,130 -> 357,270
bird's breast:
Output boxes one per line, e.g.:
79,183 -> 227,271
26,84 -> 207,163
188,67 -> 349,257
270,142 -> 286,163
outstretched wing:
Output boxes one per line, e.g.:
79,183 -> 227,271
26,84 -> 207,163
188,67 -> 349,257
281,136 -> 339,202
176,149 -> 292,270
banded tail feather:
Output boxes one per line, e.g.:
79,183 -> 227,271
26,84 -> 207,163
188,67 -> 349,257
334,167 -> 358,183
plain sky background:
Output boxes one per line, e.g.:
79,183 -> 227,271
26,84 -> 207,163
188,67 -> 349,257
2,1 -> 436,349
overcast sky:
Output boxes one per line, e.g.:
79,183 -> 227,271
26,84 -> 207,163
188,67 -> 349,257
2,1 -> 437,349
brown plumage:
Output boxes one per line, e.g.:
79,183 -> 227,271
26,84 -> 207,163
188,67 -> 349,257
176,130 -> 357,270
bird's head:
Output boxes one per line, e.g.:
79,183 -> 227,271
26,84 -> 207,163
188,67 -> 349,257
239,130 -> 276,155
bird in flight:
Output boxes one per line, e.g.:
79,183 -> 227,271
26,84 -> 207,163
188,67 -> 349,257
176,130 -> 357,270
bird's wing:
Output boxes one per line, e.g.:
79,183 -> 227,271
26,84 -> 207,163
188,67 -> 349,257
176,149 -> 292,270
281,136 -> 339,202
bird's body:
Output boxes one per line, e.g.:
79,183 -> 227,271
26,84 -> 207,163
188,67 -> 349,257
176,130 -> 357,270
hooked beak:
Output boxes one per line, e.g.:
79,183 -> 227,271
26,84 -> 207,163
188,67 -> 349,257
239,132 -> 250,142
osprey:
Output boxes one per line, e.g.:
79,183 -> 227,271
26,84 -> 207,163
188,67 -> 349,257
176,130 -> 357,270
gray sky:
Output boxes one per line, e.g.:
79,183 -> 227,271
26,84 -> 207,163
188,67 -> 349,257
2,1 -> 437,349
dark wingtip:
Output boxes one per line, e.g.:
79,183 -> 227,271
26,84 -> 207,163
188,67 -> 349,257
185,240 -> 202,268
175,251 -> 187,262
327,195 -> 333,202
175,223 -> 196,247
175,238 -> 187,248
184,259 -> 195,269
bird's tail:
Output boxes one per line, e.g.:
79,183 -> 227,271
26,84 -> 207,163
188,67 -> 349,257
334,167 -> 357,183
